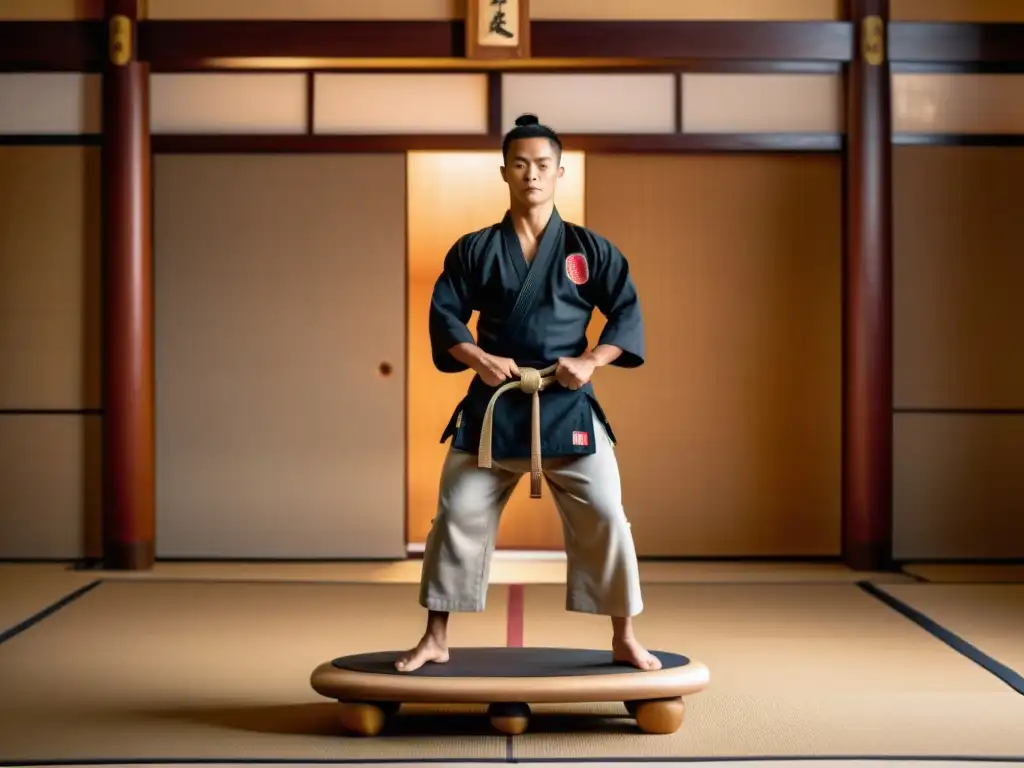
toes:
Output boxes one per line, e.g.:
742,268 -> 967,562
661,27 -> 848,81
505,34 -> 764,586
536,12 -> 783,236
394,655 -> 421,672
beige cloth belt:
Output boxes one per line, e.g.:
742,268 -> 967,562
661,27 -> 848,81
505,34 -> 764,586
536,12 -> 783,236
477,364 -> 559,499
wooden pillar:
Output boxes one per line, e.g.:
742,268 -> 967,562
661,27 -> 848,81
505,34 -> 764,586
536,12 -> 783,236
102,0 -> 155,569
843,0 -> 894,571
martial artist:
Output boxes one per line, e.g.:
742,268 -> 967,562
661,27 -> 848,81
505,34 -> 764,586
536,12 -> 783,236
396,113 -> 660,673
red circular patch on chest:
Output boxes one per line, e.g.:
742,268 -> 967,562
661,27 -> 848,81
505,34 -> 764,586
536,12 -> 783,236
565,253 -> 589,285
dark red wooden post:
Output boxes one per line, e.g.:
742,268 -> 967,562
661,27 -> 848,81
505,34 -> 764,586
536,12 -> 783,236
102,0 -> 155,569
843,0 -> 894,570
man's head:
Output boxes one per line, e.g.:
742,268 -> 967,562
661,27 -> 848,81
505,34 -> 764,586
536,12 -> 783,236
500,113 -> 564,208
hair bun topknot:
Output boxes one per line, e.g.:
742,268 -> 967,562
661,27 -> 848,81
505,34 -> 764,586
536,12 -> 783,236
515,113 -> 540,127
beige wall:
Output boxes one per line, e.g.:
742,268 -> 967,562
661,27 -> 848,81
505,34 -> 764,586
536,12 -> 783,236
892,146 -> 1024,560
153,154 -> 408,559
2,5 -> 1022,563
0,146 -> 102,559
584,154 -> 844,557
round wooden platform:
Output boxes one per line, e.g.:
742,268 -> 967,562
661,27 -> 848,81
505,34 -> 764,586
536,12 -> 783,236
310,646 -> 710,736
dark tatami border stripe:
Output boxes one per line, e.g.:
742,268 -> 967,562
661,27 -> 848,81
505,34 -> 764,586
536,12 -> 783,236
0,580 -> 102,647
857,581 -> 1024,696
0,135 -> 103,146
4,755 -> 1024,765
60,575 -> 920,589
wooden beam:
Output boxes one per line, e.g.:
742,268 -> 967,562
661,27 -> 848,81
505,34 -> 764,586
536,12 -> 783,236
0,20 -> 104,71
102,0 -> 155,570
139,20 -> 459,62
894,134 -> 1024,147
4,19 -> 1024,72
532,21 -> 852,60
148,60 -> 845,74
889,22 -> 1024,63
842,0 -> 893,572
150,133 -> 843,154
137,20 -> 852,67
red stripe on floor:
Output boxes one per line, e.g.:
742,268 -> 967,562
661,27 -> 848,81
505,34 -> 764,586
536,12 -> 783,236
506,584 -> 524,647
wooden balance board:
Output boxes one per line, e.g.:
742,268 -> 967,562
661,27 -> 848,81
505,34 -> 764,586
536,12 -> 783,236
310,646 -> 710,736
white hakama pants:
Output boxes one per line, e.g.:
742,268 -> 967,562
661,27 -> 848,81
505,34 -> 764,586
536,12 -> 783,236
418,414 -> 644,617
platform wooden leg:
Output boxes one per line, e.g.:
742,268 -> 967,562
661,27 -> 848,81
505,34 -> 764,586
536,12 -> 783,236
489,702 -> 531,735
634,697 -> 685,735
337,701 -> 390,736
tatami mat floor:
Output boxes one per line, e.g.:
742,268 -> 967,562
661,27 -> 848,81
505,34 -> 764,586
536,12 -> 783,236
1,560 -> 1022,767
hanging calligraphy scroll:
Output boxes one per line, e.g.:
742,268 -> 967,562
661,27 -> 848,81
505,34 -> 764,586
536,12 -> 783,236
466,0 -> 531,60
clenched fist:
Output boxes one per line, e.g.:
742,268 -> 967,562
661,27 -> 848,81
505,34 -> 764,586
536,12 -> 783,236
474,353 -> 520,387
555,355 -> 596,391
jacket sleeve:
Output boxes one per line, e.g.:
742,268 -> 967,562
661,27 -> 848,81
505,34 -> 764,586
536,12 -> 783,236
588,236 -> 645,368
428,237 -> 478,373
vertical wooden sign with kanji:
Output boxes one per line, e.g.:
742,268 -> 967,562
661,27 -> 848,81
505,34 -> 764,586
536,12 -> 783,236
466,0 -> 531,60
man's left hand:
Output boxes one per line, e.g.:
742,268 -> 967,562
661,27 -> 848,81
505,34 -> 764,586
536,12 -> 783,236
555,355 -> 596,391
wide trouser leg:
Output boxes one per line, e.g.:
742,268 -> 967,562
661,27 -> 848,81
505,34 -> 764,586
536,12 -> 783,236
543,417 -> 644,617
419,447 -> 520,612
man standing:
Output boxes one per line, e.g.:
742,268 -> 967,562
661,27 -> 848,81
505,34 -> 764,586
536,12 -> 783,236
396,114 -> 660,673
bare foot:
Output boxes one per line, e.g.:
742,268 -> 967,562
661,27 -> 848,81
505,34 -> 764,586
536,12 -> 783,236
612,637 -> 662,671
395,635 -> 449,673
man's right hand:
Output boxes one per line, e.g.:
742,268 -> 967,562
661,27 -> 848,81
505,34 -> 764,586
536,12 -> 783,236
474,353 -> 520,387
448,343 -> 520,387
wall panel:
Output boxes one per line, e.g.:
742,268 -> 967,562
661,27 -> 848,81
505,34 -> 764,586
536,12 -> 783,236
893,75 -> 1024,135
0,146 -> 101,411
585,154 -> 843,557
154,154 -> 407,559
893,145 -> 1024,561
150,74 -> 307,134
502,74 -> 675,134
0,74 -> 101,135
0,144 -> 101,560
894,414 -> 1024,559
893,146 -> 1024,410
682,74 -> 843,133
314,74 -> 488,134
0,415 -> 102,559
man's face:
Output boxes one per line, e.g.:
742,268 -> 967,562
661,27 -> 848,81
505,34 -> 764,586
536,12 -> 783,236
501,137 -> 564,207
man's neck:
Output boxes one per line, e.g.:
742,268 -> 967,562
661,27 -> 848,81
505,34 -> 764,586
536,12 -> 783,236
509,199 -> 555,240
